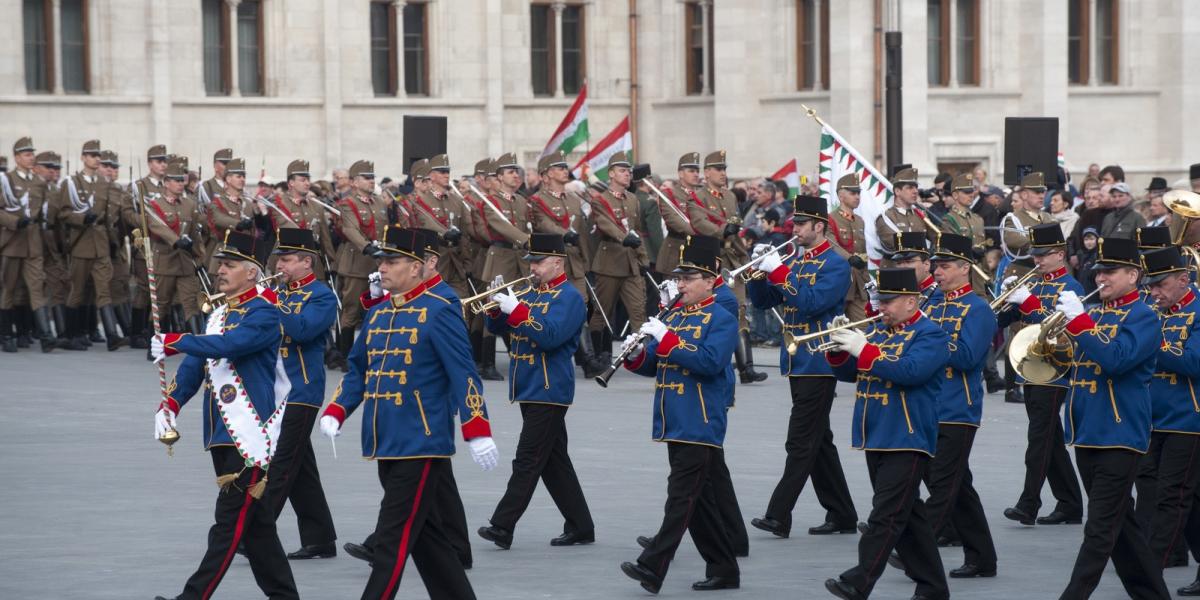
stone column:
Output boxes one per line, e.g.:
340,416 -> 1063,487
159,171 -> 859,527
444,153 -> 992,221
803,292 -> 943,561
392,0 -> 407,97
51,0 -> 63,93
226,0 -> 241,96
552,2 -> 565,97
699,0 -> 712,95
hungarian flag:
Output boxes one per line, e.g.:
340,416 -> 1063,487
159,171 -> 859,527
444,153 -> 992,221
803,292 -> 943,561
769,159 -> 800,199
572,116 -> 631,182
541,84 -> 589,158
817,124 -> 894,261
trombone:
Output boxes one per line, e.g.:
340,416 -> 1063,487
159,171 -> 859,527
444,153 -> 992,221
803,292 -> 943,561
461,275 -> 535,315
989,268 -> 1040,314
1009,284 -> 1106,385
728,236 -> 800,282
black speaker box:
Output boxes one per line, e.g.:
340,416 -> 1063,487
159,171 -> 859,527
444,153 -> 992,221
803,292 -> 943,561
1004,117 -> 1058,186
402,115 -> 448,174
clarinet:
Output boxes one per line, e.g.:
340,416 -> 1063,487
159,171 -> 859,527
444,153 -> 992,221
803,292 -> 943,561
595,292 -> 685,388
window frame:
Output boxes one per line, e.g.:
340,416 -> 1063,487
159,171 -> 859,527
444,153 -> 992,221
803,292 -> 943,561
235,0 -> 265,96
369,0 -> 397,96
795,0 -> 830,91
1068,0 -> 1090,85
23,0 -> 54,93
60,0 -> 89,93
684,1 -> 712,96
1096,0 -> 1118,84
530,3 -> 555,97
202,0 -> 232,95
928,0 -> 950,87
954,0 -> 979,86
402,2 -> 430,96
560,3 -> 585,96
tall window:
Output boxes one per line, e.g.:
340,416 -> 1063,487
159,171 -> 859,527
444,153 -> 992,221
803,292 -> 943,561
237,0 -> 263,95
684,1 -> 713,95
561,5 -> 584,95
370,1 -> 395,95
61,0 -> 88,93
530,4 -> 585,97
1067,0 -> 1119,85
203,0 -> 230,95
530,5 -> 554,96
796,0 -> 829,90
927,0 -> 978,86
23,0 -> 52,93
402,3 -> 429,95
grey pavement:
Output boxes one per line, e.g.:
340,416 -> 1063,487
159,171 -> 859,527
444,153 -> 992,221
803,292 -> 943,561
0,347 -> 1191,599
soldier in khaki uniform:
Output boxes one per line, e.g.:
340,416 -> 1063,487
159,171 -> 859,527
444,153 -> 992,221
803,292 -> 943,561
828,173 -> 870,321
410,154 -> 472,297
61,140 -> 125,351
35,151 -> 74,346
203,158 -> 253,273
265,159 -> 336,280
656,152 -> 701,274
691,150 -> 766,383
143,160 -> 205,334
334,159 -> 389,348
875,167 -> 927,262
199,148 -> 232,205
942,173 -> 991,295
99,150 -> 134,338
123,144 -> 171,348
478,152 -> 532,380
0,137 -> 56,352
1001,172 -> 1053,280
587,151 -> 648,362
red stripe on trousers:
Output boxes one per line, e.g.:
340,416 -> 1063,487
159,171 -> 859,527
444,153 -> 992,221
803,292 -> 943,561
381,459 -> 433,600
202,469 -> 260,600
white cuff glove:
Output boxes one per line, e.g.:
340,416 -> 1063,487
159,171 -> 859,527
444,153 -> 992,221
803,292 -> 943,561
864,279 -> 880,309
491,275 -> 505,289
154,407 -> 176,440
469,436 -> 499,471
751,243 -> 771,260
150,334 -> 166,364
1001,275 -> 1018,288
368,271 -> 385,299
319,415 -> 341,439
758,249 -> 784,274
619,334 -> 644,359
639,317 -> 669,342
1007,286 -> 1032,306
491,290 -> 520,314
659,279 -> 679,307
1056,290 -> 1085,321
829,328 -> 869,357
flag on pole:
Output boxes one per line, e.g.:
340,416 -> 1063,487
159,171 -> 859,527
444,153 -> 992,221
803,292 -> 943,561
541,84 -> 589,158
769,159 -> 800,199
817,125 -> 894,261
571,116 -> 631,181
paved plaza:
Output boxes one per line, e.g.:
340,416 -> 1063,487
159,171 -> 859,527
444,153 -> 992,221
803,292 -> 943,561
0,348 -> 1190,599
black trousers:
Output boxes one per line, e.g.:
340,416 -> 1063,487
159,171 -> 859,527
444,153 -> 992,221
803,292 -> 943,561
1016,385 -> 1083,517
178,446 -> 299,600
265,403 -> 337,547
490,403 -> 594,536
1060,447 -> 1170,600
364,462 -> 473,567
638,443 -> 739,581
764,377 -> 857,531
709,447 -> 749,555
840,451 -> 947,600
1138,432 -> 1200,567
922,424 -> 997,568
363,458 -> 476,600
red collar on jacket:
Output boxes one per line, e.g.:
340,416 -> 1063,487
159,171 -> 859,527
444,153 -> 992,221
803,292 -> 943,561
228,285 -> 270,308
1043,266 -> 1068,281
288,272 -> 316,290
803,239 -> 832,260
943,283 -> 973,301
1104,289 -> 1140,309
1169,289 -> 1197,314
391,281 -> 427,306
422,273 -> 443,289
538,272 -> 568,292
684,295 -> 716,311
920,275 -> 936,291
714,276 -> 726,289
889,310 -> 923,332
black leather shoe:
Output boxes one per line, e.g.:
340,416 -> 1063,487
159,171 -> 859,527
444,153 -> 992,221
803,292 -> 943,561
936,535 -> 962,547
888,551 -> 905,571
985,375 -> 1005,393
460,556 -> 473,570
1003,507 -> 1036,525
343,542 -> 374,566
478,525 -> 513,549
949,563 -> 997,578
1167,554 -> 1189,568
550,530 -> 595,546
692,576 -> 739,591
1035,510 -> 1082,525
235,542 -> 246,557
824,578 -> 866,600
479,365 -> 504,381
809,521 -> 858,535
287,543 -> 337,560
1179,578 -> 1200,596
739,370 -> 768,384
636,535 -> 654,549
734,545 -> 749,558
621,561 -> 663,594
1004,389 -> 1025,403
750,516 -> 789,538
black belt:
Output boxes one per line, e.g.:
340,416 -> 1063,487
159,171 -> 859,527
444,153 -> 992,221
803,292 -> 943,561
490,240 -> 515,249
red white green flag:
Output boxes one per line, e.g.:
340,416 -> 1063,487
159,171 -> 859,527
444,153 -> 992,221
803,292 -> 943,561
818,124 -> 893,261
541,84 -> 589,158
571,116 -> 631,182
769,159 -> 800,199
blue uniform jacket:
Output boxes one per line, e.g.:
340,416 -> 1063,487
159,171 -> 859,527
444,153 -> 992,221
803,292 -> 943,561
828,312 -> 950,456
165,287 -> 284,449
1064,289 -> 1160,453
927,284 -> 996,426
327,282 -> 492,459
625,295 -> 738,447
713,277 -> 738,407
277,273 -> 338,408
747,239 -> 849,377
997,267 -> 1084,388
486,272 -> 585,406
1150,288 -> 1200,435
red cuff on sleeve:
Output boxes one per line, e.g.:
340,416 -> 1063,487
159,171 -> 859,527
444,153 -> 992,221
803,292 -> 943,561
767,264 -> 791,285
1018,294 -> 1042,316
160,397 -> 181,415
856,343 -> 883,371
624,347 -> 647,372
655,331 -> 683,358
322,403 -> 347,425
505,302 -> 531,327
865,303 -> 878,317
1065,313 -> 1096,336
162,333 -> 184,357
461,416 -> 492,440
360,291 -> 390,310
826,351 -> 850,367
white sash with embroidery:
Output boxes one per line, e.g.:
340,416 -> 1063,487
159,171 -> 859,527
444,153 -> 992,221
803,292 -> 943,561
206,292 -> 290,469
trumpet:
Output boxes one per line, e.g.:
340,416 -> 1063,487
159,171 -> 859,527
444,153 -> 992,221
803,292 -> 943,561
462,275 -> 535,315
729,236 -> 800,282
788,315 -> 883,355
988,268 -> 1041,314
1009,284 -> 1106,384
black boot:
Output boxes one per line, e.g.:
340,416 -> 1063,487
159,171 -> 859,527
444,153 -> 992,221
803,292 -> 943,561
736,331 -> 768,384
584,330 -> 608,379
188,314 -> 205,335
479,336 -> 504,381
16,306 -> 33,348
599,328 -> 613,365
115,303 -> 132,339
0,310 -> 16,353
87,305 -> 104,343
51,304 -> 70,342
128,308 -> 150,349
576,325 -> 596,370
33,307 -> 56,353
100,305 -> 127,351
470,328 -> 483,369
324,330 -> 346,369
58,307 -> 89,351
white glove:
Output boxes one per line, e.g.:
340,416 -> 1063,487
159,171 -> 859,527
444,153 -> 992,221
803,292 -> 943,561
491,275 -> 505,289
639,317 -> 669,342
751,243 -> 770,259
757,249 -> 784,274
319,415 -> 341,439
150,334 -> 167,364
469,436 -> 499,471
368,271 -> 384,299
1007,286 -> 1032,305
154,407 -> 176,440
659,279 -> 679,307
864,278 -> 880,309
1002,275 -> 1018,288
491,289 -> 520,314
619,334 -> 644,359
1056,290 -> 1085,321
829,327 -> 869,357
